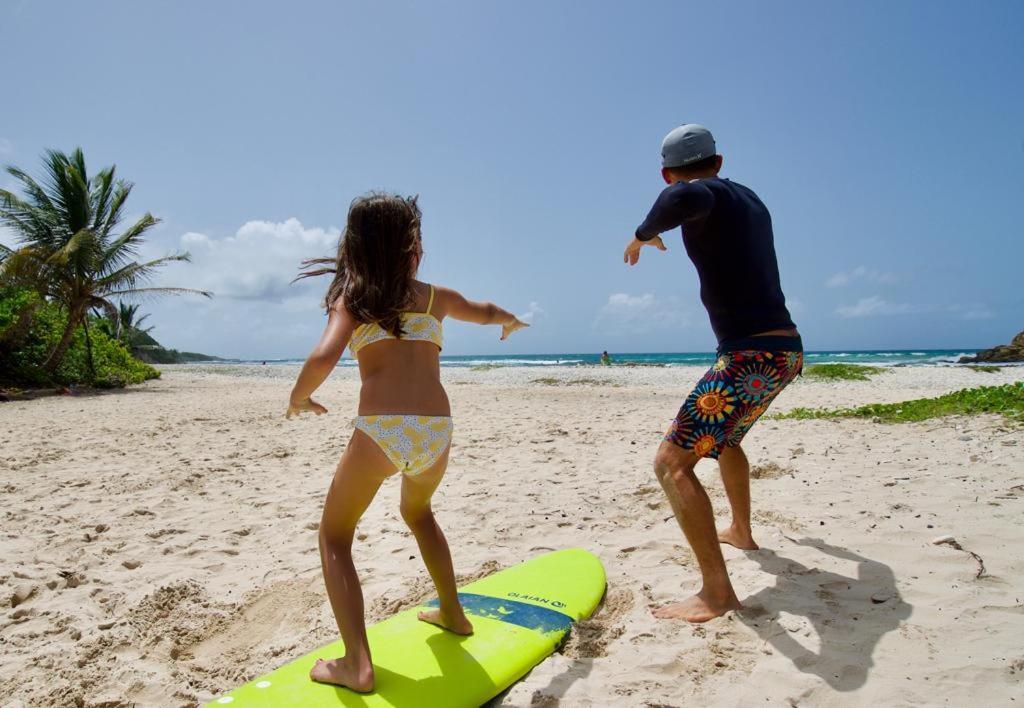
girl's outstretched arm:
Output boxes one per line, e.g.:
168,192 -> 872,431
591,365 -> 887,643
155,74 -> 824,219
434,286 -> 529,341
286,304 -> 357,418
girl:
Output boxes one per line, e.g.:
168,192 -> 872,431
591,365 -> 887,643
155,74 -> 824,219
286,193 -> 528,692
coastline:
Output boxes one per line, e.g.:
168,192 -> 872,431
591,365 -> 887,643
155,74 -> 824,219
192,348 -> 992,370
1,365 -> 1022,706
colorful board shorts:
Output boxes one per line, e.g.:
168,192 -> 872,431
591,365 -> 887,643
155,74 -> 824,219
665,336 -> 803,460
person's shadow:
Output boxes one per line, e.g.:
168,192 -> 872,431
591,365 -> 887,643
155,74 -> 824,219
737,537 -> 912,691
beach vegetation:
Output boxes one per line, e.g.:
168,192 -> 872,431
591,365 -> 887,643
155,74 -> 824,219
967,365 -> 1002,373
0,148 -> 209,375
802,363 -> 889,381
532,377 -> 615,386
0,148 -> 209,388
1,286 -> 159,388
777,383 -> 1024,424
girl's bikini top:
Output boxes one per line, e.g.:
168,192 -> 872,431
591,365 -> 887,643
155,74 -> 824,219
349,284 -> 444,354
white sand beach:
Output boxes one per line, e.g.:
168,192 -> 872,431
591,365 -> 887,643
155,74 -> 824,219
1,364 -> 1023,706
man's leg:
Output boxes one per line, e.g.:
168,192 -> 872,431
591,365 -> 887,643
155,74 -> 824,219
717,444 -> 758,550
651,440 -> 742,622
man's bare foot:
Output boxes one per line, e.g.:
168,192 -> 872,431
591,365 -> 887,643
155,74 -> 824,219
417,607 -> 474,635
718,525 -> 759,550
309,656 -> 374,692
652,591 -> 742,623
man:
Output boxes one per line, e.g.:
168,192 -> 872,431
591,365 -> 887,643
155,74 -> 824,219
624,124 -> 803,622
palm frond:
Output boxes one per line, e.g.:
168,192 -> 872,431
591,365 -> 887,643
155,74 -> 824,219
98,212 -> 160,273
0,246 -> 52,294
89,296 -> 121,338
90,168 -> 115,233
95,252 -> 191,292
46,228 -> 98,268
105,286 -> 212,300
3,167 -> 56,211
102,180 -> 133,235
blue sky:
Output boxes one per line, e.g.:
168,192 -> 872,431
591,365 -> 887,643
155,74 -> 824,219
2,1 -> 1022,357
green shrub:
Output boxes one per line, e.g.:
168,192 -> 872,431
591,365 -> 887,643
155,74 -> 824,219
0,287 -> 39,334
0,288 -> 159,388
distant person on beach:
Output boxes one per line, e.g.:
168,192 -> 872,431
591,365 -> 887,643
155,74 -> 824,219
600,350 -> 612,366
286,193 -> 528,691
624,124 -> 803,622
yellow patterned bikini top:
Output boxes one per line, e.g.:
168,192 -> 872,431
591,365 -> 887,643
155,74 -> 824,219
349,284 -> 444,354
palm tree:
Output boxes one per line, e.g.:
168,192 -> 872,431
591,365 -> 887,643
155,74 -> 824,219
0,148 -> 210,373
110,302 -> 155,346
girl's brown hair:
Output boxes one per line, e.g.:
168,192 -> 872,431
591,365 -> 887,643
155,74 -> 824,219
297,192 -> 422,337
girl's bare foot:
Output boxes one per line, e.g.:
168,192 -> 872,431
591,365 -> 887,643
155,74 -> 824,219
417,607 -> 474,635
652,591 -> 742,623
309,656 -> 374,693
717,525 -> 759,550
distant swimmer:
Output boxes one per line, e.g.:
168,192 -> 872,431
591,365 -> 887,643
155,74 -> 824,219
623,124 -> 802,623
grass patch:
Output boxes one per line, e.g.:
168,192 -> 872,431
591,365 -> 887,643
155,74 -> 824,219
967,365 -> 1002,373
470,363 -> 503,371
777,382 -> 1024,424
802,363 -> 889,381
532,377 -> 613,386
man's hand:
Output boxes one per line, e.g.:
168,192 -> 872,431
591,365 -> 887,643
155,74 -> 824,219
623,235 -> 667,265
501,317 -> 530,341
285,396 -> 328,419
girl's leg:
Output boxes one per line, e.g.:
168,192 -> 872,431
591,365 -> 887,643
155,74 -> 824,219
400,448 -> 473,635
310,430 -> 396,691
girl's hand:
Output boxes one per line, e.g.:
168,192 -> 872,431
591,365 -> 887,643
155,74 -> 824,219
501,317 -> 529,341
286,396 -> 328,419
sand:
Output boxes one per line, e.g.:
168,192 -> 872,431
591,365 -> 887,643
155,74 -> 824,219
1,364 -> 1022,706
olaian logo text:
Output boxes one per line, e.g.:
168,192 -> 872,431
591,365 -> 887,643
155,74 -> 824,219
508,592 -> 566,609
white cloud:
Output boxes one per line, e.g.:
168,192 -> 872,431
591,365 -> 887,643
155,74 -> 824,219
169,218 -> 340,302
837,296 -> 996,321
836,296 -> 917,318
946,303 -> 995,320
594,293 -> 689,335
518,301 -> 545,324
826,265 -> 898,288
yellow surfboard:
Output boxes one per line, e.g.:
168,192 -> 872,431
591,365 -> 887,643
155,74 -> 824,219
206,548 -> 606,707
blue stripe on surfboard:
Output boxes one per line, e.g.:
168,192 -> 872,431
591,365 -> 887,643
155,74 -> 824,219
425,593 -> 574,635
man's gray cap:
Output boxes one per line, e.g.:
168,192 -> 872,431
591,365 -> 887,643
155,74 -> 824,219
661,124 -> 716,168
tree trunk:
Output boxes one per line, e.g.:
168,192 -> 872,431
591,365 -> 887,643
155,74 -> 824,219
42,304 -> 85,374
82,316 -> 96,379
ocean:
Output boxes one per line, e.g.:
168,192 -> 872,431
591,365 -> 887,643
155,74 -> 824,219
225,350 -> 992,368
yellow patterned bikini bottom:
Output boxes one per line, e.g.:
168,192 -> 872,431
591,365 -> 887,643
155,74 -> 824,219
353,415 -> 453,476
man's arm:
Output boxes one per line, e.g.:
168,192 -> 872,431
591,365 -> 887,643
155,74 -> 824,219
635,180 -> 716,241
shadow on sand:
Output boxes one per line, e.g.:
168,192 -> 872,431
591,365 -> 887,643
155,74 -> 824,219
322,632 -> 498,705
737,537 -> 912,691
483,657 -> 595,707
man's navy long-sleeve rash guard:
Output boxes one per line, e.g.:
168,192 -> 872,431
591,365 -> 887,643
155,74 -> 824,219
635,177 -> 796,345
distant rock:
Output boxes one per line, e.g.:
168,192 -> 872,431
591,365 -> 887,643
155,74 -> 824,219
959,330 -> 1024,363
